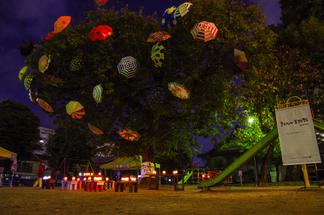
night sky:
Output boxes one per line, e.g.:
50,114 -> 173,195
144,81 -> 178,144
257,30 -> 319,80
0,0 -> 280,130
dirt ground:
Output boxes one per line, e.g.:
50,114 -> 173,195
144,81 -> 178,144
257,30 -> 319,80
0,185 -> 323,215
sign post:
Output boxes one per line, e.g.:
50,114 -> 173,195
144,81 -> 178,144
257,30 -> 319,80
275,97 -> 321,188
301,164 -> 310,188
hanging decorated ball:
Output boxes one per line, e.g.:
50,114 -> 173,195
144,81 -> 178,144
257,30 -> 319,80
147,31 -> 171,43
36,98 -> 54,113
95,0 -> 109,6
93,84 -> 103,104
191,21 -> 219,42
66,101 -> 85,119
66,101 -> 83,115
38,54 -> 51,73
161,6 -> 177,28
117,56 -> 138,79
174,2 -> 193,20
18,66 -> 29,80
88,123 -> 104,136
88,25 -> 113,41
234,48 -> 248,71
69,55 -> 83,71
168,82 -> 190,99
23,73 -> 33,90
151,43 -> 165,68
53,16 -> 71,34
44,32 -> 55,41
72,109 -> 86,120
118,128 -> 140,142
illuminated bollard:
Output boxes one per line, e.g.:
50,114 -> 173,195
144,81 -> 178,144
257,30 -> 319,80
62,177 -> 68,190
77,178 -> 82,190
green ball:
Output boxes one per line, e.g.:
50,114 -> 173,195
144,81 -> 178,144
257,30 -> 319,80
69,56 -> 83,71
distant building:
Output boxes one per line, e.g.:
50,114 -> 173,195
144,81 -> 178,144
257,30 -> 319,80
34,127 -> 55,156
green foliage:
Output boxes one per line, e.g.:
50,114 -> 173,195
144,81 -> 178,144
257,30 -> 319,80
232,44 -> 322,159
69,55 -> 84,72
218,0 -> 324,165
191,0 -> 278,145
221,107 -> 275,151
243,44 -> 322,120
23,0 -> 296,166
280,0 -> 324,26
0,100 -> 40,160
280,17 -> 324,66
25,5 -> 227,164
279,0 -> 324,114
227,115 -> 264,151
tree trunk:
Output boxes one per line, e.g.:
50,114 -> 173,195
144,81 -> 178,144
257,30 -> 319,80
258,143 -> 274,186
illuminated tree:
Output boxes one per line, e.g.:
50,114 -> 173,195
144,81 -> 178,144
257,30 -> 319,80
21,0 -> 283,168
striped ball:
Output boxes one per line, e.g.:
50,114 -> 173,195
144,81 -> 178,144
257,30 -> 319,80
93,84 -> 103,104
191,21 -> 218,42
117,56 -> 137,79
24,73 -> 33,90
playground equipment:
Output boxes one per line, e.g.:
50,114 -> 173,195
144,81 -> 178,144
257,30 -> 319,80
314,119 -> 324,131
198,119 -> 324,190
178,170 -> 193,185
188,168 -> 206,184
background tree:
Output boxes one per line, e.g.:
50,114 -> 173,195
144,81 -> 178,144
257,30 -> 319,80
280,0 -> 324,26
22,0 -> 317,174
0,100 -> 40,160
186,0 -> 279,184
23,0 -> 261,166
279,0 -> 324,114
46,119 -> 96,172
196,0 -> 324,184
240,41 -> 323,185
239,43 -> 323,184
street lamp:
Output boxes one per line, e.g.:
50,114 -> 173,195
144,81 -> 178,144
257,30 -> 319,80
248,117 -> 254,124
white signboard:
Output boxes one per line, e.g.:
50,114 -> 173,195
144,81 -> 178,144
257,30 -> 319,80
141,162 -> 155,178
275,103 -> 321,165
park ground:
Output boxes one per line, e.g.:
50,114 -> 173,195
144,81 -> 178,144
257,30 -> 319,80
0,185 -> 324,215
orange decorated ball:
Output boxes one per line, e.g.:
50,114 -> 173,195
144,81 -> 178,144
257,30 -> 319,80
95,0 -> 109,6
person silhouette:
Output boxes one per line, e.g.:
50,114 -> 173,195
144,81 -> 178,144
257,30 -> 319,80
33,161 -> 45,188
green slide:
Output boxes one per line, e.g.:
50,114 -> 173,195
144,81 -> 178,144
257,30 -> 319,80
178,170 -> 193,184
314,119 -> 324,132
198,128 -> 278,189
198,118 -> 324,189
